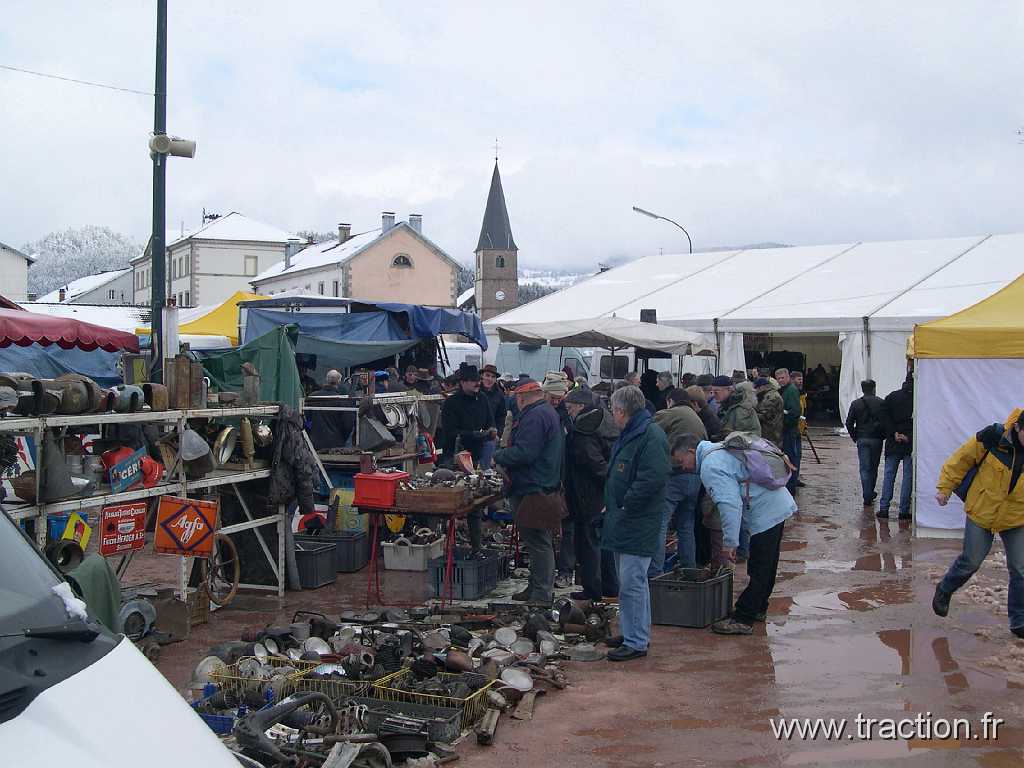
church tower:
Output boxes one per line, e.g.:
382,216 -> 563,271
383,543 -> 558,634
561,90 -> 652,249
474,161 -> 518,321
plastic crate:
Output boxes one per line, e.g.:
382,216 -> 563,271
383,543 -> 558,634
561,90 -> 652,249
191,703 -> 235,735
344,696 -> 463,743
372,670 -> 495,726
293,667 -> 400,704
295,541 -> 337,588
428,550 -> 501,601
381,536 -> 445,572
295,531 -> 368,573
650,568 -> 733,628
208,656 -> 311,701
353,471 -> 409,509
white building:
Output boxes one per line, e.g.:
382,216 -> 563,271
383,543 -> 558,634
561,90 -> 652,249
0,241 -> 34,303
131,212 -> 293,308
37,268 -> 134,305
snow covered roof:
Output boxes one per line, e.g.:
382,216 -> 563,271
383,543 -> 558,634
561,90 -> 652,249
485,233 -> 1024,334
19,302 -> 148,333
167,212 -> 294,248
37,268 -> 130,303
252,229 -> 381,282
0,241 -> 35,263
457,287 -> 475,308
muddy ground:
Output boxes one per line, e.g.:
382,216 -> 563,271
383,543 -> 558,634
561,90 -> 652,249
138,429 -> 1024,767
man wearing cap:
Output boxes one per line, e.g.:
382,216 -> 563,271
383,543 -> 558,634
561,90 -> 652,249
494,378 -> 565,603
413,368 -> 438,395
697,374 -> 720,416
479,364 -> 506,470
712,376 -> 761,438
439,364 -> 496,552
563,387 -> 620,600
541,371 -> 574,586
390,365 -> 419,393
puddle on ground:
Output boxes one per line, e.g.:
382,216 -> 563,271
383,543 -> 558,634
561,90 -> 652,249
798,555 -> 910,573
788,582 -> 913,615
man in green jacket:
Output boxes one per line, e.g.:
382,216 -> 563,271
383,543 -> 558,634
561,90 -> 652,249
776,368 -> 802,494
711,376 -> 761,438
601,385 -> 670,661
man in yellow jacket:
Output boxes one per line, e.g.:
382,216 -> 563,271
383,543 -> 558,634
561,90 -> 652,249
933,408 -> 1024,638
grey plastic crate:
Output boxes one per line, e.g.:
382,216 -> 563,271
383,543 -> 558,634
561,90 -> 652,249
295,531 -> 368,573
429,550 -> 501,600
650,568 -> 733,628
343,696 -> 463,743
295,541 -> 336,588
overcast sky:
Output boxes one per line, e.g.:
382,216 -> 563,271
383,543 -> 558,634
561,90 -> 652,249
3,2 -> 1023,269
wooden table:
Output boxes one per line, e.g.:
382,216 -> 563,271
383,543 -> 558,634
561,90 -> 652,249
355,492 -> 503,607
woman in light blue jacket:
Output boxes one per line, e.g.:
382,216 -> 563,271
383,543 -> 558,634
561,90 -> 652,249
671,435 -> 796,635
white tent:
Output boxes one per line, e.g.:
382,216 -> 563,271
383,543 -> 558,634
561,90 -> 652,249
494,316 -> 712,355
486,233 -> 1024,418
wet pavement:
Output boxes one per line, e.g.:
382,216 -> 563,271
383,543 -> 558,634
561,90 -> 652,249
142,428 -> 1024,766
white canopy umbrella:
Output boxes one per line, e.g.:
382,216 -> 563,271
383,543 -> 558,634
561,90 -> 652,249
493,316 -> 714,355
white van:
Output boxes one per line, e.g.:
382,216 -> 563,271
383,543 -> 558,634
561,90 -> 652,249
495,342 -> 593,383
0,511 -> 237,767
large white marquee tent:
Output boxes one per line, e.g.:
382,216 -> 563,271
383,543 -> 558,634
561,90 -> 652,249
486,233 -> 1024,419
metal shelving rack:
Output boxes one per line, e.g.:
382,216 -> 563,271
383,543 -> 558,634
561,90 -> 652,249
0,404 -> 286,597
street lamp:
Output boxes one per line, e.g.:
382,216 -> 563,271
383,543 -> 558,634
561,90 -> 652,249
632,205 -> 692,254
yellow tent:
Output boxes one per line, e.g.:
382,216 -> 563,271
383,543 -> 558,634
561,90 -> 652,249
136,291 -> 268,346
914,273 -> 1024,358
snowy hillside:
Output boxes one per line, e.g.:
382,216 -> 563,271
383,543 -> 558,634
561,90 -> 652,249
518,267 -> 590,289
23,226 -> 142,296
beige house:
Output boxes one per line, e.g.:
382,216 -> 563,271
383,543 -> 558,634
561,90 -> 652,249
131,212 -> 293,307
252,213 -> 458,306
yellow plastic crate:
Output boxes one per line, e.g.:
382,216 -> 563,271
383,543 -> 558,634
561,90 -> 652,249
293,666 -> 402,703
208,656 -> 313,701
372,669 -> 495,725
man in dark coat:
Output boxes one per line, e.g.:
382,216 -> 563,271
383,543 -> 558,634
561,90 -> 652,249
563,387 -> 620,600
846,379 -> 888,507
479,364 -> 506,470
601,385 -> 669,661
439,364 -> 495,551
777,368 -> 802,493
879,373 -> 914,519
306,369 -> 353,451
494,379 -> 565,603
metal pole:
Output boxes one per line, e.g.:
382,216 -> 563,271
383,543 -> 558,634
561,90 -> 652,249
150,0 -> 168,382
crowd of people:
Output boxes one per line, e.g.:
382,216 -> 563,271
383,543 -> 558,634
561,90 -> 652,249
430,362 -> 810,659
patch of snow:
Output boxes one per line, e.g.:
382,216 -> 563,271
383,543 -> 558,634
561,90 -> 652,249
52,582 -> 88,620
167,212 -> 295,248
37,268 -> 131,303
21,303 -> 148,333
253,229 -> 381,282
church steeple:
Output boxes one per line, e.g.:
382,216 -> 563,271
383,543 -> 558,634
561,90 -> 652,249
474,160 -> 519,321
476,162 -> 517,252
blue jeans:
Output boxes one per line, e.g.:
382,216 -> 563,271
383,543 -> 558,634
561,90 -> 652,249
615,552 -> 652,652
939,519 -> 1024,631
782,428 -> 801,493
479,439 -> 496,470
856,438 -> 883,503
648,472 -> 701,576
879,453 -> 912,515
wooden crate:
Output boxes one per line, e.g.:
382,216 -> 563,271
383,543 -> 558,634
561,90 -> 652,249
394,486 -> 470,513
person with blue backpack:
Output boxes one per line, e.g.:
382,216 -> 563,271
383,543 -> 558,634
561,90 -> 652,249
671,431 -> 797,635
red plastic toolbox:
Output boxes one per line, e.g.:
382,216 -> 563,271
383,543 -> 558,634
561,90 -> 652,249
353,471 -> 409,509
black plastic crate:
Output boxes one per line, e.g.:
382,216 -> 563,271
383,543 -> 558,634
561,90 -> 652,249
343,696 -> 463,743
650,568 -> 733,628
295,531 -> 368,573
429,550 -> 501,600
295,541 -> 336,588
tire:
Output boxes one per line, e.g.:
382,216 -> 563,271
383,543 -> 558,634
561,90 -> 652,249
202,533 -> 240,607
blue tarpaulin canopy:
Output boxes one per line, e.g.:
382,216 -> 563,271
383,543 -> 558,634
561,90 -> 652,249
0,344 -> 124,386
239,297 -> 487,349
243,309 -> 407,345
376,303 -> 487,350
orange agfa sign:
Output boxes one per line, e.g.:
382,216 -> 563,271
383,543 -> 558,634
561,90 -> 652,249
154,496 -> 218,556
